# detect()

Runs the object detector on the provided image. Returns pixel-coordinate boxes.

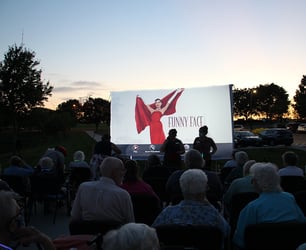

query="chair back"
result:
[229,192,259,232]
[69,220,122,235]
[280,176,306,193]
[244,222,306,250]
[130,194,162,225]
[294,190,306,216]
[155,224,223,250]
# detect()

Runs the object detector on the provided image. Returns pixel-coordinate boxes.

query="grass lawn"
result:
[1,124,306,172]
[0,124,109,169]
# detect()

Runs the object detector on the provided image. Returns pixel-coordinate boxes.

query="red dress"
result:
[150,111,165,144]
[135,89,184,144]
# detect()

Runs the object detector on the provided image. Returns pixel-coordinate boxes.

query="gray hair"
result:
[0,191,18,231]
[243,160,256,176]
[39,156,54,170]
[235,151,249,167]
[180,169,208,196]
[99,157,124,177]
[73,150,85,161]
[102,223,159,250]
[184,149,205,169]
[252,162,282,192]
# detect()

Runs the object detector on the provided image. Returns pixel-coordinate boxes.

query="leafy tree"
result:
[57,99,81,121]
[293,75,306,119]
[82,97,110,127]
[0,44,52,151]
[233,88,258,120]
[256,83,289,120]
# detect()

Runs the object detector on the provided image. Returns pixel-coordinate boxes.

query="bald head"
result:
[99,157,125,185]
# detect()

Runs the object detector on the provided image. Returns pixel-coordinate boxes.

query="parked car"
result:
[297,123,306,133]
[234,131,262,148]
[286,122,300,133]
[259,128,293,146]
[234,124,244,131]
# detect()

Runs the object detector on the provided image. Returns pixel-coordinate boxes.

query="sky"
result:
[1,0,306,110]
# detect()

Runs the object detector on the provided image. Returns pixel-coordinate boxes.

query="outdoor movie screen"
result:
[110,85,234,159]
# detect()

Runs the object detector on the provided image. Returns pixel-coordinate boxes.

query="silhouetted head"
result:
[199,126,208,136]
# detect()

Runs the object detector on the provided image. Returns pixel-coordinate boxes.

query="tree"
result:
[293,75,306,119]
[57,99,82,121]
[233,88,257,120]
[256,83,289,120]
[82,97,110,127]
[0,44,53,151]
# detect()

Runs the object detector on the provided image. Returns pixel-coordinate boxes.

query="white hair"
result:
[252,162,282,192]
[180,169,208,196]
[39,156,54,170]
[102,223,159,250]
[73,150,85,161]
[235,151,249,167]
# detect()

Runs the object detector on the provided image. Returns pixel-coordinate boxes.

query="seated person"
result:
[102,222,159,250]
[233,162,306,249]
[223,160,257,214]
[0,190,55,250]
[71,156,134,223]
[142,154,171,203]
[68,150,90,170]
[278,151,304,177]
[166,149,223,209]
[152,169,230,240]
[120,160,160,201]
[3,155,34,176]
[41,146,67,184]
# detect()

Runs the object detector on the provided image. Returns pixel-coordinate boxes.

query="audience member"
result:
[166,149,223,209]
[0,190,55,250]
[0,178,12,191]
[233,162,306,249]
[160,129,185,170]
[223,150,239,168]
[278,151,304,177]
[90,134,122,179]
[68,150,90,170]
[120,160,160,201]
[71,156,134,223]
[3,156,34,176]
[153,169,230,239]
[41,146,67,183]
[223,160,257,214]
[142,154,171,204]
[224,151,249,186]
[193,125,217,169]
[102,222,159,250]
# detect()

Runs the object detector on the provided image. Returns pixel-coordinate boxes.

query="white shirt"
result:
[71,177,135,223]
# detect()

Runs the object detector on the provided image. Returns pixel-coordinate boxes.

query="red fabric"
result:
[135,89,184,144]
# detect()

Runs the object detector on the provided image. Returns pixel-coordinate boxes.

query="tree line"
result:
[1,44,306,137]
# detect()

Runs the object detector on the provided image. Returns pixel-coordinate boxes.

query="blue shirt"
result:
[152,200,230,237]
[233,191,306,249]
[3,165,34,176]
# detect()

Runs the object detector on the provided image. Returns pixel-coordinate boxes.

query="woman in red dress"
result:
[135,88,184,144]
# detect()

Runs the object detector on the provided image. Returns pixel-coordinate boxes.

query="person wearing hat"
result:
[160,129,185,171]
[193,125,217,169]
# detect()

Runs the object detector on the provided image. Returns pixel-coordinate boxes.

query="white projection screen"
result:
[111,85,234,160]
